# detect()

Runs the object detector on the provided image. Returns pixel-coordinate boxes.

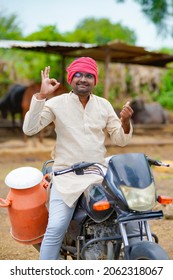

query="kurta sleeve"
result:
[23,95,55,136]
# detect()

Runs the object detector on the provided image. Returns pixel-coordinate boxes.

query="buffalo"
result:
[130,98,169,124]
[0,84,27,126]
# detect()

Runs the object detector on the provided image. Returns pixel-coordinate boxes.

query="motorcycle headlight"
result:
[120,183,156,211]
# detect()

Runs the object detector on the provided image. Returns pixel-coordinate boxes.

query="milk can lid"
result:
[5,167,43,189]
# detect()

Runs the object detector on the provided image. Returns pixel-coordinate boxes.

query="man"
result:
[23,57,134,260]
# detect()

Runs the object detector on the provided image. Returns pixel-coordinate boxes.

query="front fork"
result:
[119,220,153,246]
[119,220,155,259]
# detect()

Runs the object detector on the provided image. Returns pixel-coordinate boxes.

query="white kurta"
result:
[23,91,133,207]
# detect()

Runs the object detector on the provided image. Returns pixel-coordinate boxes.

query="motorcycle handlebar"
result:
[146,156,170,167]
[53,156,170,177]
[54,162,96,176]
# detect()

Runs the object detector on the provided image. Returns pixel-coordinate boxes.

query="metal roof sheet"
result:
[0,39,173,67]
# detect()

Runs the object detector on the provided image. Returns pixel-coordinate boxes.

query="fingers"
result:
[120,101,134,121]
[49,78,59,85]
[40,66,60,96]
[41,66,50,80]
[49,79,60,89]
[122,101,133,114]
[44,66,50,78]
[124,101,130,106]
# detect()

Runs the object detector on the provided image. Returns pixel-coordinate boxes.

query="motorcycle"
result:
[42,152,172,260]
[1,152,173,260]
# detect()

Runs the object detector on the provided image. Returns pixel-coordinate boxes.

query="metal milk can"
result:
[0,167,49,245]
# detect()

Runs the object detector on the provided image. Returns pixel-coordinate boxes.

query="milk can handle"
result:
[0,198,11,207]
[41,174,51,189]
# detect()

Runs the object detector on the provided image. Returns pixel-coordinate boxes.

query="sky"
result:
[1,0,173,50]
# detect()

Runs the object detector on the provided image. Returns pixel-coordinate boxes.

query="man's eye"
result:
[86,74,94,79]
[74,72,82,78]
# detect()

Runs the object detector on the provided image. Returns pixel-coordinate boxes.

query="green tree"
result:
[0,11,64,85]
[64,17,137,44]
[24,25,64,41]
[116,0,173,36]
[152,68,173,110]
[0,11,23,39]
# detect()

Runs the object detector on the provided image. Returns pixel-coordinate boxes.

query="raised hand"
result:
[37,66,60,100]
[120,101,134,133]
[120,101,133,123]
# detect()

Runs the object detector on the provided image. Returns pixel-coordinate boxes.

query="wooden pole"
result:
[61,56,65,84]
[103,50,111,100]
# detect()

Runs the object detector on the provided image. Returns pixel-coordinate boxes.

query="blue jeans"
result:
[40,185,76,260]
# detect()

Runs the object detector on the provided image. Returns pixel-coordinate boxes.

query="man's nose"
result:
[80,74,87,81]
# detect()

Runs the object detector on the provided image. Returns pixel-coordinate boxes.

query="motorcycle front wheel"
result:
[129,241,169,260]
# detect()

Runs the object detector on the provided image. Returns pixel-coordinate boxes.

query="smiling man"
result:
[23,56,134,260]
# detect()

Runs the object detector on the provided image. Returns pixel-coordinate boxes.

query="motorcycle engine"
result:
[83,219,118,260]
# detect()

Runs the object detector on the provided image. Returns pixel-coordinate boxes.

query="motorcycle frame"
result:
[73,210,162,260]
[42,156,166,260]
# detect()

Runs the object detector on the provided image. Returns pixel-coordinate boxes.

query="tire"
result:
[129,241,169,260]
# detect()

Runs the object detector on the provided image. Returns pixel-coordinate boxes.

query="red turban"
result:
[66,57,98,85]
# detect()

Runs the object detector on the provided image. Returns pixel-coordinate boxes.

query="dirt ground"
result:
[0,129,173,260]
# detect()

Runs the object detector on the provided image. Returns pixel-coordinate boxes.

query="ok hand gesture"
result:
[37,66,60,100]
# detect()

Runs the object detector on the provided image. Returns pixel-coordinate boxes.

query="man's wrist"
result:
[35,93,46,100]
[121,119,131,134]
